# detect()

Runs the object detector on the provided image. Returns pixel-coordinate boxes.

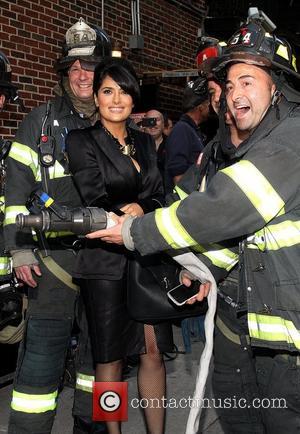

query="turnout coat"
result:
[129,98,300,352]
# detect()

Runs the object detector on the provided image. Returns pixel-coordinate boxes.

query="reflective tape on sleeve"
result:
[76,373,94,393]
[9,142,38,179]
[155,201,198,249]
[0,256,12,275]
[4,206,29,226]
[174,185,188,200]
[221,160,285,222]
[11,390,58,413]
[192,243,239,271]
[248,313,300,350]
[203,247,239,271]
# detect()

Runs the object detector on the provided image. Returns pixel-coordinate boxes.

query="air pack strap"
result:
[216,315,250,346]
[37,251,79,292]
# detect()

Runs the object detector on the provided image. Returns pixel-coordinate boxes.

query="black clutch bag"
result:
[127,252,208,324]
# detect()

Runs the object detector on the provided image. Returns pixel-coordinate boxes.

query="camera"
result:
[141,117,157,128]
[16,206,107,235]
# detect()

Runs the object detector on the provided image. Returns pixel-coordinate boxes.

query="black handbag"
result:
[127,252,208,324]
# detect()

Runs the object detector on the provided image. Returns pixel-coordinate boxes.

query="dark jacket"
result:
[66,122,164,279]
[165,114,205,193]
[130,98,300,352]
[4,95,91,252]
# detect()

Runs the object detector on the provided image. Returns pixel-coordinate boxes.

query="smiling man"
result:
[4,18,111,434]
[87,18,300,434]
[225,63,276,133]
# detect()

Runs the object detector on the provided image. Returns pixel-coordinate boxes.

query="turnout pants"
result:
[8,248,95,434]
[213,299,300,434]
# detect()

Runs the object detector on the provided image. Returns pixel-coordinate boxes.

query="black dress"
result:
[66,122,173,362]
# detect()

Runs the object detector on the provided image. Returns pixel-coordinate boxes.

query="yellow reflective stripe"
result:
[11,390,58,413]
[192,243,238,270]
[155,201,197,249]
[252,220,300,251]
[0,195,4,214]
[248,313,300,350]
[9,142,38,179]
[203,248,239,271]
[36,161,70,182]
[174,185,188,200]
[76,373,94,393]
[0,257,12,275]
[276,44,289,61]
[292,54,298,72]
[4,206,29,226]
[9,142,69,182]
[222,160,285,222]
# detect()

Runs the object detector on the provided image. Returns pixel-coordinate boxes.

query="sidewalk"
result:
[0,325,224,434]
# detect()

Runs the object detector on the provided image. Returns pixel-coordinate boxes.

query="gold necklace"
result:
[102,125,136,157]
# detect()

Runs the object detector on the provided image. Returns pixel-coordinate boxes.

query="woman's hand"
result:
[120,202,144,217]
[181,271,211,304]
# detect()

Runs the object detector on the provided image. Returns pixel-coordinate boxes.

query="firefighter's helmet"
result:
[182,77,209,112]
[213,20,300,82]
[0,51,18,102]
[196,36,226,76]
[55,17,112,72]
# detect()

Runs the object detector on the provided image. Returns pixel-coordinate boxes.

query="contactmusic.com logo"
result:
[93,382,128,422]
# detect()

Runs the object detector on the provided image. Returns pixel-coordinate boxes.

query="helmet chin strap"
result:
[271,70,300,104]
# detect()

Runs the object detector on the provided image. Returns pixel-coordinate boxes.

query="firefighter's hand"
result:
[181,272,211,304]
[14,264,42,288]
[86,214,126,244]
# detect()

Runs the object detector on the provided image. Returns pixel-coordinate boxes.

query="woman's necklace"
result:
[102,125,136,157]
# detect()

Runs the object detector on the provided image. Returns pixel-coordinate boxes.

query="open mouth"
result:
[235,104,250,118]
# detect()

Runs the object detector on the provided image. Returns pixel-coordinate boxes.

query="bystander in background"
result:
[164,78,210,193]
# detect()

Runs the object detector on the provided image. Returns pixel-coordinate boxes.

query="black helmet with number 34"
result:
[213,11,300,85]
[215,21,299,77]
[55,17,112,73]
[211,11,300,102]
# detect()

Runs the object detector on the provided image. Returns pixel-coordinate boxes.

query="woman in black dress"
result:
[66,57,173,434]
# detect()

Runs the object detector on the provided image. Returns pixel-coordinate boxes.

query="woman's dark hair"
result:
[93,57,140,105]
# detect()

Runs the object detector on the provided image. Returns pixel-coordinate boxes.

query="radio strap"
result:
[35,101,56,257]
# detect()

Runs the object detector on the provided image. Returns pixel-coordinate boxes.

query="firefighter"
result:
[4,18,111,434]
[0,51,18,284]
[0,51,25,345]
[88,18,300,434]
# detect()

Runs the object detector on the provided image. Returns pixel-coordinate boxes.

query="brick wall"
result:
[0,0,206,138]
